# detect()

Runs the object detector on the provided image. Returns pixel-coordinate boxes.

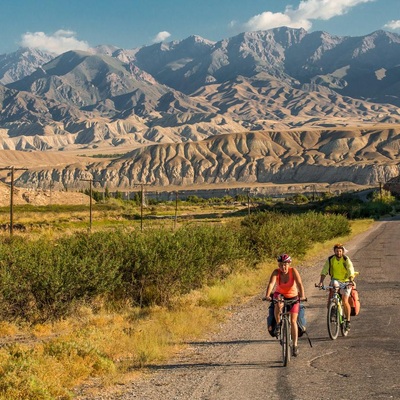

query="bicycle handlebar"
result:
[262,296,307,303]
[315,282,354,290]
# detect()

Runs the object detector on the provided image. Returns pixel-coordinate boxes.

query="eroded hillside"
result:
[6,126,400,190]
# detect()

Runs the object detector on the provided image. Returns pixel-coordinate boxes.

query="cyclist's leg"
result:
[273,292,283,324]
[290,311,298,347]
[341,294,351,323]
[328,279,339,308]
[340,284,352,325]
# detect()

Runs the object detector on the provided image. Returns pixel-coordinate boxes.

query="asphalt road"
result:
[283,217,400,400]
[79,219,400,400]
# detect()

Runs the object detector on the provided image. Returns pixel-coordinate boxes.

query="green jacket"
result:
[321,255,355,281]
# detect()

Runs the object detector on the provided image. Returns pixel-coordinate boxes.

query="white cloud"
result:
[384,20,400,30]
[152,31,171,43]
[243,0,375,32]
[20,30,90,54]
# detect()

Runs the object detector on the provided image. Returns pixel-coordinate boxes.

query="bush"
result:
[0,210,351,323]
[0,224,250,321]
[241,211,351,261]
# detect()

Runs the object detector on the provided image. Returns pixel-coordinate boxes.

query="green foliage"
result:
[291,194,309,204]
[371,189,396,204]
[241,211,350,261]
[0,225,249,320]
[0,233,122,322]
[185,195,206,204]
[0,207,352,323]
[110,225,248,306]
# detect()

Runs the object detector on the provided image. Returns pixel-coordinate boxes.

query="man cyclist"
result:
[317,243,355,331]
[265,254,306,357]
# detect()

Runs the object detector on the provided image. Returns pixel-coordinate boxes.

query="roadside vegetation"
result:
[0,187,398,399]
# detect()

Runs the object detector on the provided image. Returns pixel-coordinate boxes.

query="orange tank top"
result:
[276,267,298,298]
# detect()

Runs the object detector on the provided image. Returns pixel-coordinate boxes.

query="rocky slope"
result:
[11,126,400,189]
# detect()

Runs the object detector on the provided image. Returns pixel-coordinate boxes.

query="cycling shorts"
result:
[273,292,300,313]
[330,279,352,297]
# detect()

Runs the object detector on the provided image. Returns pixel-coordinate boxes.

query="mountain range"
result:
[0,27,400,190]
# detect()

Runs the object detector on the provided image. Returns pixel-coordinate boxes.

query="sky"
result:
[1,0,399,55]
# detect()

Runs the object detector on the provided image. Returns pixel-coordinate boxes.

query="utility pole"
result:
[174,191,179,230]
[141,184,144,232]
[247,189,251,216]
[0,166,28,235]
[81,178,101,232]
[49,181,54,205]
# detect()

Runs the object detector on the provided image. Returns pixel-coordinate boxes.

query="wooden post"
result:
[141,184,144,232]
[81,178,101,232]
[0,166,28,235]
[174,191,178,230]
[89,179,93,231]
[10,167,14,235]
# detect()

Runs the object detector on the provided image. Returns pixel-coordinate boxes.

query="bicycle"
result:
[316,281,353,340]
[265,296,301,366]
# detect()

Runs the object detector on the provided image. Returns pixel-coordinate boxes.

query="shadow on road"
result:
[142,359,283,371]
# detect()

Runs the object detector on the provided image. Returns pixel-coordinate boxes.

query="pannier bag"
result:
[266,300,307,337]
[349,288,360,316]
[267,301,276,337]
[297,303,307,337]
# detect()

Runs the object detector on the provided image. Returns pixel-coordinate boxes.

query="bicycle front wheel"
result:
[327,301,339,340]
[281,318,291,366]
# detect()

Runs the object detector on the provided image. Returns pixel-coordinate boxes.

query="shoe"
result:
[274,325,280,338]
[292,346,299,357]
[345,321,351,331]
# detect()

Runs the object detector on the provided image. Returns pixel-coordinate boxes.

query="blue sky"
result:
[1,0,399,55]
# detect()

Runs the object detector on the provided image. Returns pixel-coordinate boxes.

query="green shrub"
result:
[0,210,351,323]
[241,211,350,261]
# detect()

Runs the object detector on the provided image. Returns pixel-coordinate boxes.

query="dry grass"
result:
[0,261,274,399]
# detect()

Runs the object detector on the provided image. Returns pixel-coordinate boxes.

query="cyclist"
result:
[317,243,355,331]
[265,254,306,357]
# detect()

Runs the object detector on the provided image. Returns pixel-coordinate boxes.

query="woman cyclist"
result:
[265,254,306,357]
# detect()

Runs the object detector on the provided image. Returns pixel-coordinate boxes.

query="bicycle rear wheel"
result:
[327,301,339,340]
[281,318,291,366]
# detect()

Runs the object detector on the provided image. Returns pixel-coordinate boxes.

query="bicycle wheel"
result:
[327,301,339,340]
[281,317,291,366]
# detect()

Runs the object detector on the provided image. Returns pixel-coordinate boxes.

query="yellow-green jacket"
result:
[321,255,355,281]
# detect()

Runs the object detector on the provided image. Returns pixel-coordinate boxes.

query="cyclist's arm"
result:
[346,257,356,281]
[265,269,278,299]
[293,268,306,299]
[318,259,330,286]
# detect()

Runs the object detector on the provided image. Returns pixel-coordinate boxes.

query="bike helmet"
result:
[277,254,292,263]
[333,243,345,250]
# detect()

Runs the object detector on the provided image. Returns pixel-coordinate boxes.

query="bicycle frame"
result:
[318,283,349,340]
[273,297,299,366]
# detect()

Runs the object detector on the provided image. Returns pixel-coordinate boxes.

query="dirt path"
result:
[75,220,398,400]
